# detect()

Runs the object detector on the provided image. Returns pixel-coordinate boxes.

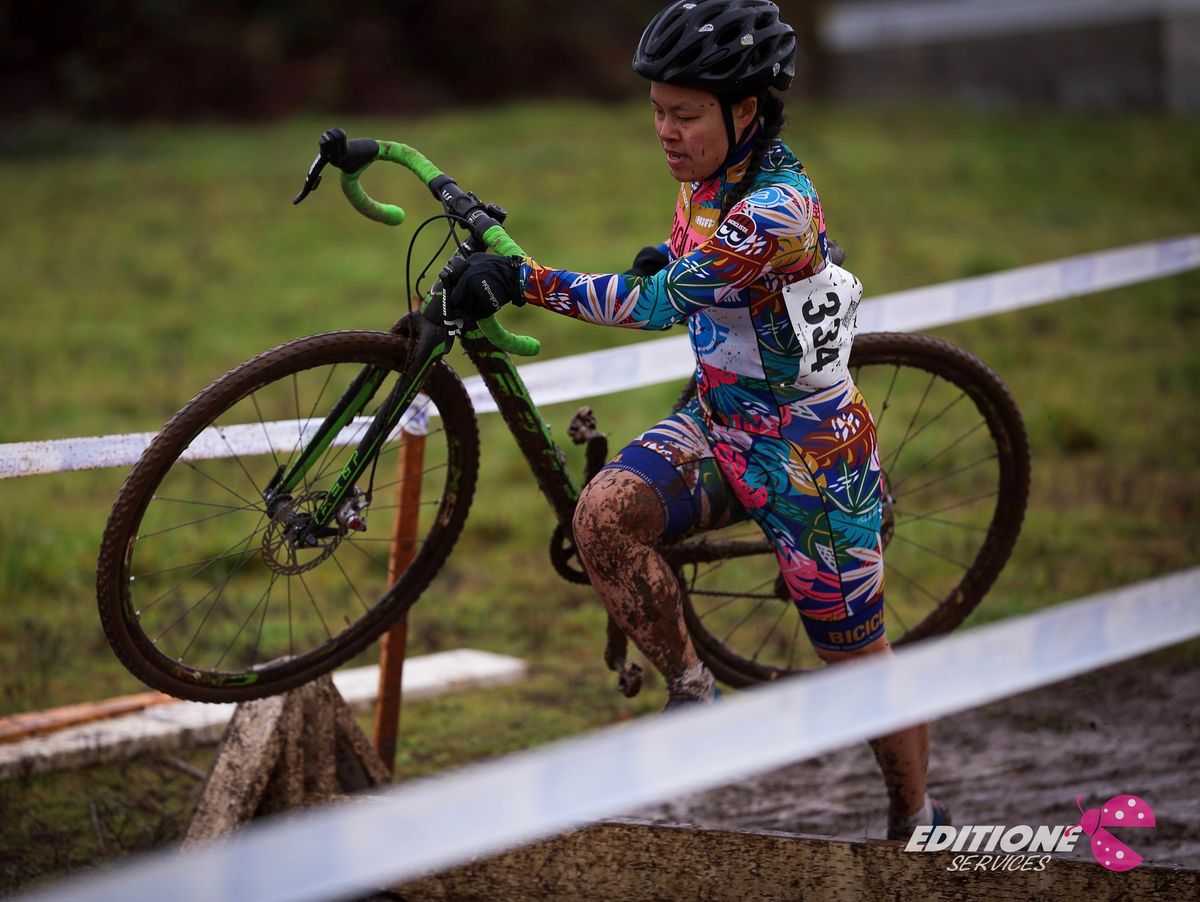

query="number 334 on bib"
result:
[781,263,864,389]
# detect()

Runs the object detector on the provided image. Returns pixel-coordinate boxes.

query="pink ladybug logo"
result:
[1073,794,1156,872]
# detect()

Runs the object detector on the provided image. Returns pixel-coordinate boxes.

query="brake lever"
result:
[293,153,328,205]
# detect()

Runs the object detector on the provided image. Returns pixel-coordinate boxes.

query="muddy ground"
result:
[636,647,1199,870]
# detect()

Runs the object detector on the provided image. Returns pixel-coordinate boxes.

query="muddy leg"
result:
[573,468,712,700]
[816,636,929,823]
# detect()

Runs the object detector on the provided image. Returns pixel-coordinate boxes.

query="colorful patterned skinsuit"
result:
[519,131,886,652]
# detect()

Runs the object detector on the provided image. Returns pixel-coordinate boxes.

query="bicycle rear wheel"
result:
[97,330,479,703]
[674,332,1030,687]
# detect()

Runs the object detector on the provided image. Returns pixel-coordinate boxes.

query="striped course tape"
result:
[21,566,1200,902]
[1,234,1196,479]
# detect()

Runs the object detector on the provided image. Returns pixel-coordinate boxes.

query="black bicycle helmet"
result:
[633,0,796,98]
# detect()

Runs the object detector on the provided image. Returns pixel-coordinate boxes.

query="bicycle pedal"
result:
[618,661,643,698]
[567,406,600,444]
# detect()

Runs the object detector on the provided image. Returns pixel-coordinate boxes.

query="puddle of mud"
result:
[635,647,1199,870]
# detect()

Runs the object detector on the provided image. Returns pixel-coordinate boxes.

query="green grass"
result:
[1,100,1198,891]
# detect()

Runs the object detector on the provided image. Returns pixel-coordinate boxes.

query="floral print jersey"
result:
[518,135,886,652]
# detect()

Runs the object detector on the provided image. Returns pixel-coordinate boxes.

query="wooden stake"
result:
[371,428,426,774]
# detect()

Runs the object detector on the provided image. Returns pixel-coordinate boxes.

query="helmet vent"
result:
[633,0,797,94]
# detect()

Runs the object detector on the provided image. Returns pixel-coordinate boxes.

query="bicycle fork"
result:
[262,314,451,554]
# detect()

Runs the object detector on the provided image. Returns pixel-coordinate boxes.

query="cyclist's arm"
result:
[518,186,824,330]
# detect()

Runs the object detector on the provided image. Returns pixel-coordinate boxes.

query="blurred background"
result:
[1,0,1198,891]
[4,0,1198,121]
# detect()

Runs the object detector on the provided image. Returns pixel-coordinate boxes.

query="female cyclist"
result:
[444,0,949,841]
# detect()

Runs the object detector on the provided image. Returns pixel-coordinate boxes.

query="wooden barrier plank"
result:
[395,818,1200,902]
[0,650,527,781]
[0,691,173,743]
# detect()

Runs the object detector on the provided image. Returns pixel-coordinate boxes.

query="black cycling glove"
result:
[624,245,669,277]
[445,254,523,322]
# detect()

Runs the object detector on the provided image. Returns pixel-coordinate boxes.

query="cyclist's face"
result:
[651,82,756,182]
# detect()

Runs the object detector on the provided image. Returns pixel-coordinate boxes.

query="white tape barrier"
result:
[23,567,1200,902]
[0,402,428,481]
[2,234,1197,479]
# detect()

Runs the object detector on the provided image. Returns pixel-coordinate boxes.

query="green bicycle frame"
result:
[270,139,579,533]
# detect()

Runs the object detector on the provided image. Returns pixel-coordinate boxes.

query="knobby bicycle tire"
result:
[97,330,480,703]
[670,331,1031,687]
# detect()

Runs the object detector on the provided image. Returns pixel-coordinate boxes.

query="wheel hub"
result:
[262,490,342,575]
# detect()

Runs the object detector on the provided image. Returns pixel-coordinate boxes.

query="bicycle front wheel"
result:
[675,332,1030,687]
[97,330,479,703]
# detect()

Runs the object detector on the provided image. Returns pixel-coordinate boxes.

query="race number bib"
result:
[780,263,863,389]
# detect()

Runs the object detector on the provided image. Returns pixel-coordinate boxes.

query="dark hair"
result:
[720,91,786,220]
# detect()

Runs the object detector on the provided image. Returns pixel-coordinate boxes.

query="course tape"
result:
[22,567,1200,902]
[2,234,1196,479]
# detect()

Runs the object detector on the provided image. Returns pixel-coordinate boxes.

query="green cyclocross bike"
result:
[96,131,1031,703]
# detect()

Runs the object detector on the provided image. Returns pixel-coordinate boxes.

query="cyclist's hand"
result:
[826,237,847,266]
[318,127,379,174]
[625,245,669,277]
[446,254,523,322]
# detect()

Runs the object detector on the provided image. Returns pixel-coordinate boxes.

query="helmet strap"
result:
[709,94,760,180]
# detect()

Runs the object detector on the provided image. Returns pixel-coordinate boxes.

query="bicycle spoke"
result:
[681,335,1028,687]
[213,573,279,670]
[896,489,999,522]
[102,333,479,700]
[881,371,937,474]
[888,420,985,492]
[133,523,269,582]
[159,532,262,650]
[894,451,998,499]
[287,577,295,659]
[151,496,258,512]
[893,510,989,533]
[751,599,793,663]
[295,366,341,496]
[137,501,263,540]
[250,391,282,472]
[251,575,274,668]
[344,534,393,572]
[887,392,969,471]
[298,572,334,642]
[891,532,972,570]
[372,461,448,497]
[331,553,372,618]
[693,588,774,619]
[306,415,373,486]
[785,612,803,671]
[883,561,944,605]
[213,425,268,500]
[181,460,264,512]
[720,595,774,646]
[884,595,912,636]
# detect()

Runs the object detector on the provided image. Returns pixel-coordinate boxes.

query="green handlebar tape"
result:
[376,141,443,185]
[482,224,527,259]
[338,142,445,226]
[477,316,541,357]
[340,173,405,226]
[339,140,539,356]
[477,224,538,356]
